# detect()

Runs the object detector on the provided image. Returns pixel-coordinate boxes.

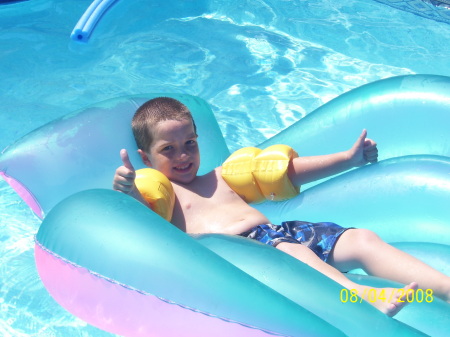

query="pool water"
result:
[1,0,449,336]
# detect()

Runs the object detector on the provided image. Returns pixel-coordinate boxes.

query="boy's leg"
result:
[276,241,416,316]
[327,228,450,302]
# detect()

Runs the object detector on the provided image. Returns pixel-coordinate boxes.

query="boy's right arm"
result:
[112,149,149,206]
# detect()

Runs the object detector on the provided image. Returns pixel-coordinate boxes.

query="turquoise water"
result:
[1,0,449,336]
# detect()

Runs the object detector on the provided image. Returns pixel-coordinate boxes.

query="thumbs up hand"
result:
[348,129,378,167]
[113,149,137,194]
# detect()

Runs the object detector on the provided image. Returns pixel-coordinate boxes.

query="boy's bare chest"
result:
[172,179,238,228]
[170,171,266,234]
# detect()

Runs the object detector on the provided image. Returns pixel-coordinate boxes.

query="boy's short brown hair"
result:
[132,97,197,151]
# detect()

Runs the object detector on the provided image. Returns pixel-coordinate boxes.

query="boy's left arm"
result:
[288,129,378,186]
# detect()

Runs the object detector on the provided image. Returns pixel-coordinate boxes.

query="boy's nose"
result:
[176,150,189,160]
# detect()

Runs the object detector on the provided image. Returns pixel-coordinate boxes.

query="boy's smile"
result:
[139,119,200,184]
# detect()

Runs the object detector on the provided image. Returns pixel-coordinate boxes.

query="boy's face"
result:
[139,119,200,184]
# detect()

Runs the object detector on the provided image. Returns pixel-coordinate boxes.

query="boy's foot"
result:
[365,282,419,317]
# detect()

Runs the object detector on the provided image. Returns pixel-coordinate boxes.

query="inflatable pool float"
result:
[1,74,449,336]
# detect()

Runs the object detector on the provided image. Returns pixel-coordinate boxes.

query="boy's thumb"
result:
[120,149,135,171]
[358,129,367,143]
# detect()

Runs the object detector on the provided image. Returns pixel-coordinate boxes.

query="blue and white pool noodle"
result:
[70,0,118,42]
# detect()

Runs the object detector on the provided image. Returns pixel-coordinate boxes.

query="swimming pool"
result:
[1,0,449,336]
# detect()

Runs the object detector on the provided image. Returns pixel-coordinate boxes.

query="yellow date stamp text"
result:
[340,288,434,304]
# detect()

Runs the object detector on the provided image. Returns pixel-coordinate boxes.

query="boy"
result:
[113,97,450,316]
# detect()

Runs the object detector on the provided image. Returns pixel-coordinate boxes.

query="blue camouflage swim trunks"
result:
[239,221,350,262]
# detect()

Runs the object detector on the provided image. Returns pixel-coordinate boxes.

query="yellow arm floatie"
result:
[135,168,175,221]
[221,144,300,203]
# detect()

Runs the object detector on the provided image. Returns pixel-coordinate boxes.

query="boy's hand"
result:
[113,149,137,194]
[348,129,378,167]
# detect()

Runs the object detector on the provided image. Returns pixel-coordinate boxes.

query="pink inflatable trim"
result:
[34,239,284,337]
[1,172,43,218]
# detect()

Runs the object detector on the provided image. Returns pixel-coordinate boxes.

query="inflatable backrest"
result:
[262,75,450,160]
[0,94,230,218]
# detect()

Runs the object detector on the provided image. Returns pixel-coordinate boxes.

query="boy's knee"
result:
[345,228,382,248]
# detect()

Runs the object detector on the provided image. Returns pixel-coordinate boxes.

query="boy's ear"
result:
[138,149,152,167]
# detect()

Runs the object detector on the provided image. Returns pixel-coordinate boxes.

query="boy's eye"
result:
[162,145,173,152]
[186,140,196,146]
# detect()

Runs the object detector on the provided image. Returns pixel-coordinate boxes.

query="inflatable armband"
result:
[135,168,175,221]
[221,144,299,203]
